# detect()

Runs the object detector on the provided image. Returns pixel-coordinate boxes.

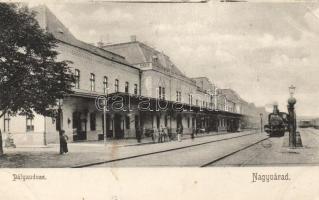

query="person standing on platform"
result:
[136,126,141,143]
[181,126,184,138]
[59,130,68,154]
[191,127,195,140]
[177,126,182,142]
[152,127,157,143]
[160,125,166,142]
[165,127,170,142]
[168,128,172,141]
[158,127,163,143]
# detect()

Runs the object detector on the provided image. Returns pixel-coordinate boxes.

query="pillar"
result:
[111,114,115,138]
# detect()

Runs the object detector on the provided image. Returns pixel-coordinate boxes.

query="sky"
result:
[33,2,319,116]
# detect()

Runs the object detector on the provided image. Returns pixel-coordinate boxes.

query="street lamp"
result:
[103,97,107,146]
[287,85,299,148]
[260,113,263,133]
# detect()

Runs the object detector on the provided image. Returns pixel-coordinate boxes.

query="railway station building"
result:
[0,5,265,146]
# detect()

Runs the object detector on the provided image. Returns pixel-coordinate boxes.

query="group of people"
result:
[149,125,186,143]
[135,125,200,143]
[59,125,197,155]
[152,125,170,143]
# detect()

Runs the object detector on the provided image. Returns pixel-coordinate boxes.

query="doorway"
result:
[101,114,111,139]
[114,114,124,139]
[72,112,87,141]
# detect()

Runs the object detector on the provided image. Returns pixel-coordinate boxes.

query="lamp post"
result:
[260,113,263,133]
[103,97,107,146]
[288,85,297,148]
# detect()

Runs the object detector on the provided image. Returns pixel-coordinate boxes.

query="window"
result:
[176,91,178,101]
[187,117,190,128]
[26,116,34,132]
[115,79,119,92]
[158,86,162,99]
[90,73,95,91]
[4,113,10,132]
[158,87,165,100]
[196,100,199,106]
[134,84,138,95]
[176,91,181,102]
[90,113,96,131]
[125,116,130,129]
[152,55,158,63]
[75,69,80,89]
[125,82,129,93]
[188,94,192,105]
[103,76,108,94]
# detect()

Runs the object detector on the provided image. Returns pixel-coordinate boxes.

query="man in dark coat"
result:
[59,130,68,154]
[191,127,195,140]
[136,126,142,143]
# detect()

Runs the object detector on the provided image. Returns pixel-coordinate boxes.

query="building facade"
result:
[0,6,265,146]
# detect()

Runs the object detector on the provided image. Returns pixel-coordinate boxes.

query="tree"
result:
[0,3,75,155]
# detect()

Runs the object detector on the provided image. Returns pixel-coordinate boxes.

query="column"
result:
[111,114,115,138]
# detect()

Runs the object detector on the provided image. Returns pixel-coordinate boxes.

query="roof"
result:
[218,89,243,103]
[192,77,211,81]
[103,41,186,77]
[31,5,131,66]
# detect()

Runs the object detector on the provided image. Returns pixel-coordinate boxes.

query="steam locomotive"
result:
[264,105,288,137]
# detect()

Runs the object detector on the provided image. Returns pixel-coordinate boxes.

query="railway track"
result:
[73,131,267,168]
[200,136,270,167]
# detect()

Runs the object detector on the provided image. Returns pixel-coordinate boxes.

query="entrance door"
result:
[72,112,87,141]
[176,114,182,129]
[114,114,123,139]
[135,115,139,129]
[156,115,160,128]
[102,114,111,139]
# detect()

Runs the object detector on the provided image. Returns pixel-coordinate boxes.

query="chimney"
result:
[130,35,137,42]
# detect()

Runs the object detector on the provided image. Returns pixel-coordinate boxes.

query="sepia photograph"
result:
[1,1,319,169]
[3,1,319,199]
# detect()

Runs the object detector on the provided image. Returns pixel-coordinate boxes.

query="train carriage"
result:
[298,120,313,128]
